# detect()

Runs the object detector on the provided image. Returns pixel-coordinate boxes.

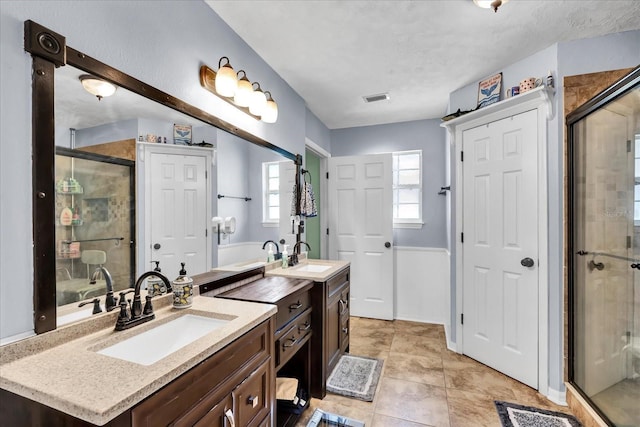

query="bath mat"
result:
[495,401,582,427]
[326,354,383,401]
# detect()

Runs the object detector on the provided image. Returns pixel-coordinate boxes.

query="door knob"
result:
[153,243,161,250]
[520,257,535,267]
[385,242,391,248]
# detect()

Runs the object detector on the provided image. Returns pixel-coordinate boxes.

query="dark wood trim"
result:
[32,55,56,334]
[566,65,640,125]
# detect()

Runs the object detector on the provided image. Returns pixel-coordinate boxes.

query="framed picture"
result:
[477,73,502,109]
[173,124,192,145]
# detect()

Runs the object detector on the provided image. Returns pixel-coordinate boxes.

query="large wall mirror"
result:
[27,21,301,333]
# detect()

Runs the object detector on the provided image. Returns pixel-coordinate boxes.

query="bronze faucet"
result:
[115,271,171,331]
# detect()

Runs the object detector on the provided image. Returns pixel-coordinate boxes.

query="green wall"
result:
[304,149,321,259]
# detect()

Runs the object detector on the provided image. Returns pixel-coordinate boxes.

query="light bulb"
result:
[214,57,237,97]
[249,82,267,116]
[234,70,253,107]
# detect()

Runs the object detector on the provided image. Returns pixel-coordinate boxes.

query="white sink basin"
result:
[294,264,332,273]
[97,314,230,366]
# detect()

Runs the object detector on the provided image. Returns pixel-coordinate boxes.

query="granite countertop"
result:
[266,259,350,282]
[0,295,276,425]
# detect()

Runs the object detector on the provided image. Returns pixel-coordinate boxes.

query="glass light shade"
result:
[79,75,117,100]
[234,72,253,107]
[249,86,267,116]
[473,0,509,10]
[215,64,238,97]
[261,97,278,123]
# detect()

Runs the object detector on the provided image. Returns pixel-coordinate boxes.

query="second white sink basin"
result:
[97,314,230,366]
[294,264,332,273]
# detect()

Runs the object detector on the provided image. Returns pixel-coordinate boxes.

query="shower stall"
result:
[569,67,640,427]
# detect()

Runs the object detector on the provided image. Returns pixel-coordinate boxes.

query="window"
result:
[263,161,280,224]
[392,150,422,228]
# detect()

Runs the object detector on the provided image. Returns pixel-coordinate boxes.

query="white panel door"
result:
[462,109,539,388]
[279,160,297,247]
[149,153,208,275]
[328,154,394,320]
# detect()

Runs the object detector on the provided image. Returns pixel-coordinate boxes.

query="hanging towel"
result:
[302,181,317,217]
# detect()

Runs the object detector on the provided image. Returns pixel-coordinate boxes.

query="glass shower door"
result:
[570,72,639,426]
[55,149,135,307]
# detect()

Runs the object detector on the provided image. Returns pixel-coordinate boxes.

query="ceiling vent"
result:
[363,93,390,103]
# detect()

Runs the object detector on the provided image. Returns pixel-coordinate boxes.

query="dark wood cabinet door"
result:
[233,360,270,427]
[192,395,233,427]
[326,291,341,374]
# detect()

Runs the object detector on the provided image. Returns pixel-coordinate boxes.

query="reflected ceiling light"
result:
[249,82,267,116]
[233,70,253,107]
[261,91,278,124]
[473,0,509,12]
[214,56,238,97]
[79,75,116,100]
[199,58,278,123]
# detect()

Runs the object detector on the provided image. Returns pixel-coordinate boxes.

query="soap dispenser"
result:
[282,245,289,269]
[147,261,166,297]
[267,243,275,263]
[172,262,193,309]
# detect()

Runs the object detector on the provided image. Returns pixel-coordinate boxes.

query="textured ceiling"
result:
[206,0,640,129]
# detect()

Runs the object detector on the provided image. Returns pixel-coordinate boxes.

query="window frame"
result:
[392,149,424,229]
[262,161,280,226]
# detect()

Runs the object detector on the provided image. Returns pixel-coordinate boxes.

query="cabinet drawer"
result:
[327,269,349,299]
[192,395,233,427]
[275,288,310,332]
[276,308,312,368]
[233,360,270,427]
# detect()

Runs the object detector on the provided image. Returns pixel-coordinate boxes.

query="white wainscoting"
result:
[217,242,265,267]
[394,247,450,328]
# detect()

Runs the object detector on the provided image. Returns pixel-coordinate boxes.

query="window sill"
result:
[262,222,278,228]
[393,221,424,229]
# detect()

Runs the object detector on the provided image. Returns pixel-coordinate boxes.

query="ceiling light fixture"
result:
[199,58,278,123]
[473,0,509,13]
[79,75,117,100]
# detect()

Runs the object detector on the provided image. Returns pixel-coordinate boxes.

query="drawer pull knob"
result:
[283,337,298,348]
[224,408,235,427]
[289,301,302,311]
[247,395,259,408]
[299,322,312,332]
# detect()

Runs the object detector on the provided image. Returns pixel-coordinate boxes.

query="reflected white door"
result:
[149,152,208,275]
[328,154,394,320]
[462,110,539,388]
[279,160,297,247]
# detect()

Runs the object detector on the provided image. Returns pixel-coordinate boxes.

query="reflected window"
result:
[392,150,422,227]
[263,161,280,223]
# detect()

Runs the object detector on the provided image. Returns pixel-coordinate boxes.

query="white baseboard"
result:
[444,322,457,352]
[547,386,567,406]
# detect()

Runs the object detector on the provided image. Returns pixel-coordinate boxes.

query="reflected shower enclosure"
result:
[55,148,135,307]
[569,68,640,427]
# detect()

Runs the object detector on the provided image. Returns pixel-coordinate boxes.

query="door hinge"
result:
[627,235,632,249]
[205,228,208,237]
[326,228,330,235]
[461,232,464,243]
[205,170,208,179]
[461,151,464,162]
[326,172,329,179]
[461,313,464,325]
[627,140,632,153]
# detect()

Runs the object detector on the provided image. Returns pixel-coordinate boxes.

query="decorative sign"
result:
[477,73,502,108]
[173,124,192,145]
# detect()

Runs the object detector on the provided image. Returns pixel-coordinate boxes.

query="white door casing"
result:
[279,160,297,248]
[142,144,212,277]
[442,86,551,395]
[328,154,394,320]
[462,109,539,388]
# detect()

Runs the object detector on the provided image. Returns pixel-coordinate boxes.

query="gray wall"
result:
[446,29,640,394]
[305,108,331,152]
[0,0,308,339]
[331,119,447,248]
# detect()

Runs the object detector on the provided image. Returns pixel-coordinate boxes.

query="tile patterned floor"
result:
[296,317,577,427]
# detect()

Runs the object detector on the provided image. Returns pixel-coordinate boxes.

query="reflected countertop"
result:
[266,258,350,282]
[0,294,276,425]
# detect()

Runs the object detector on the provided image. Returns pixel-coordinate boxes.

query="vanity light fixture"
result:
[214,57,238,97]
[199,58,279,123]
[79,75,117,100]
[473,0,509,12]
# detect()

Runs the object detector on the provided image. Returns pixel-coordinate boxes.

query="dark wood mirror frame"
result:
[24,20,303,334]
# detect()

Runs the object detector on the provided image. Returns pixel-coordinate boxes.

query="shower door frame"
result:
[567,65,640,426]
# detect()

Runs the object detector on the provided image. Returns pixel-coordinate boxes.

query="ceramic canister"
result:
[519,77,542,93]
[172,263,193,308]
